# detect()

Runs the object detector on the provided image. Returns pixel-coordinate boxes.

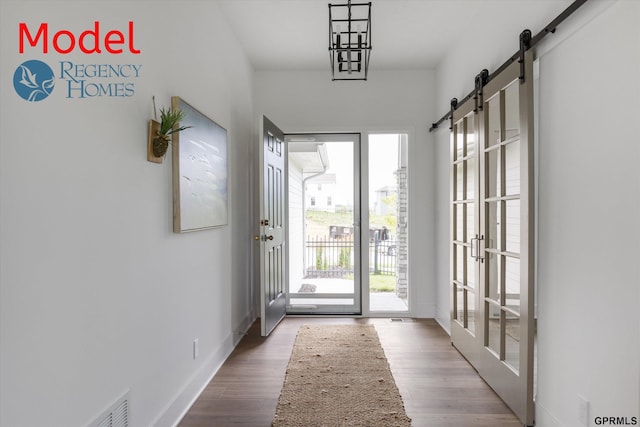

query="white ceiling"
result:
[218,0,574,71]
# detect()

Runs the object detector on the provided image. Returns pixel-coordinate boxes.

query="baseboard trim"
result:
[233,311,257,346]
[435,308,451,336]
[155,337,232,427]
[412,302,436,318]
[153,312,257,427]
[536,401,565,427]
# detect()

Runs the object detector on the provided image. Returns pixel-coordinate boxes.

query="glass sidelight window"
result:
[368,133,409,313]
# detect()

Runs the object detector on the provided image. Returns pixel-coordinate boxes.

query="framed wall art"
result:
[172,96,228,232]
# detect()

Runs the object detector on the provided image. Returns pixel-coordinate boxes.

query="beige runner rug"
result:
[272,324,412,427]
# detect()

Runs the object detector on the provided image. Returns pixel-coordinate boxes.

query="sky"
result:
[323,133,401,208]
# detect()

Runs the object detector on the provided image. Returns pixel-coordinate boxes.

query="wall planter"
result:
[147,100,191,163]
[147,119,165,163]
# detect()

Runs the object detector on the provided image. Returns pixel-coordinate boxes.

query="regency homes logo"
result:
[13,60,55,101]
[15,21,142,101]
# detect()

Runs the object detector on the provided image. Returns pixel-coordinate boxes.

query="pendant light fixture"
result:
[328,1,372,81]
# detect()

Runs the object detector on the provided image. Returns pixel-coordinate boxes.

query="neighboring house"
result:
[305,173,336,213]
[373,185,397,216]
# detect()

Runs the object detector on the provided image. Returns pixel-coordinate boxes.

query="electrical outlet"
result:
[193,338,199,360]
[578,395,589,426]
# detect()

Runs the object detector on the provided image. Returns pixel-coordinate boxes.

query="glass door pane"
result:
[483,78,523,372]
[450,106,480,355]
[286,134,361,314]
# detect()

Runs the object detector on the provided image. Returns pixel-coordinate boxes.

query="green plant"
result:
[152,107,192,157]
[159,107,192,136]
[381,194,398,229]
[338,247,351,269]
[316,247,327,270]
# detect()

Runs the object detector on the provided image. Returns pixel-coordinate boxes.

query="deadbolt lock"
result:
[254,235,274,241]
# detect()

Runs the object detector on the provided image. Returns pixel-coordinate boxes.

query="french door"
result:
[450,51,535,426]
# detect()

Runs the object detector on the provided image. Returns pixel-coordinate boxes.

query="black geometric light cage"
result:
[328,1,372,81]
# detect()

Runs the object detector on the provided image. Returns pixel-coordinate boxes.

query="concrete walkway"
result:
[291,278,409,312]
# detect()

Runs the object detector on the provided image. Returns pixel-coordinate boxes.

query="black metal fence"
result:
[305,237,396,278]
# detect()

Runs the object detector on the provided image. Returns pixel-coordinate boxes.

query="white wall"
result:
[0,2,255,426]
[535,2,640,425]
[433,1,640,425]
[255,69,436,317]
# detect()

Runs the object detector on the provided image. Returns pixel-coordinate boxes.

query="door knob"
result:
[267,235,274,240]
[254,235,260,241]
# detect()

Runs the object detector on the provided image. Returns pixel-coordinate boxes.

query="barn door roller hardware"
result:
[449,98,458,130]
[474,69,489,114]
[429,0,588,132]
[519,29,532,82]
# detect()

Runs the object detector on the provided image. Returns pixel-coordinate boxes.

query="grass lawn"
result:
[344,273,396,292]
[369,274,396,292]
[305,209,395,237]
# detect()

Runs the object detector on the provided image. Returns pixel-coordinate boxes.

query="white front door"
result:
[259,116,287,336]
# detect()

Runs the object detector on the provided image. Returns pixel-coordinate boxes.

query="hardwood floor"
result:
[179,318,521,427]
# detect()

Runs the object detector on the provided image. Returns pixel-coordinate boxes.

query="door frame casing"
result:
[256,123,417,320]
[364,131,412,317]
